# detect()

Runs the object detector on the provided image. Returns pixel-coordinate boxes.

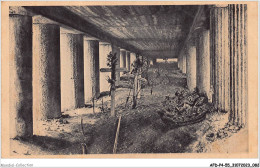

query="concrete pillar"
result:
[182,53,187,74]
[142,56,148,68]
[126,51,131,71]
[60,30,84,111]
[120,49,126,68]
[112,45,120,86]
[33,16,61,134]
[84,39,100,103]
[152,58,157,65]
[120,49,126,75]
[229,4,247,127]
[177,54,180,69]
[130,52,136,72]
[186,44,197,91]
[210,5,229,112]
[140,55,144,62]
[9,8,33,138]
[149,59,153,65]
[179,52,183,72]
[137,55,142,99]
[196,29,211,100]
[99,42,112,92]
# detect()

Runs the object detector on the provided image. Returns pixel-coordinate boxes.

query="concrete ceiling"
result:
[65,6,199,58]
[25,5,199,58]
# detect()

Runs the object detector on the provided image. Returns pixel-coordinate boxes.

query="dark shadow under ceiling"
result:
[25,5,199,58]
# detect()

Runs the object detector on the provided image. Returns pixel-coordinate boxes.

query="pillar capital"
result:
[193,6,210,31]
[84,37,99,41]
[9,6,34,16]
[99,41,111,45]
[60,27,84,35]
[33,15,60,25]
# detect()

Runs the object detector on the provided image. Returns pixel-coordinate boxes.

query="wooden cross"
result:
[100,68,128,73]
[100,67,128,116]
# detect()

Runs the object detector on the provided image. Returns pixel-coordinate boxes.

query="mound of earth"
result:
[158,89,212,127]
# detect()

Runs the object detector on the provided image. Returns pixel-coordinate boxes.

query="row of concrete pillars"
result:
[9,10,138,138]
[177,4,247,128]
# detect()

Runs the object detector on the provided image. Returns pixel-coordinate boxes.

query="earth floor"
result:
[9,62,248,156]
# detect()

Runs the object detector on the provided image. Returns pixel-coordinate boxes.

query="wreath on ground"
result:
[158,89,211,128]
